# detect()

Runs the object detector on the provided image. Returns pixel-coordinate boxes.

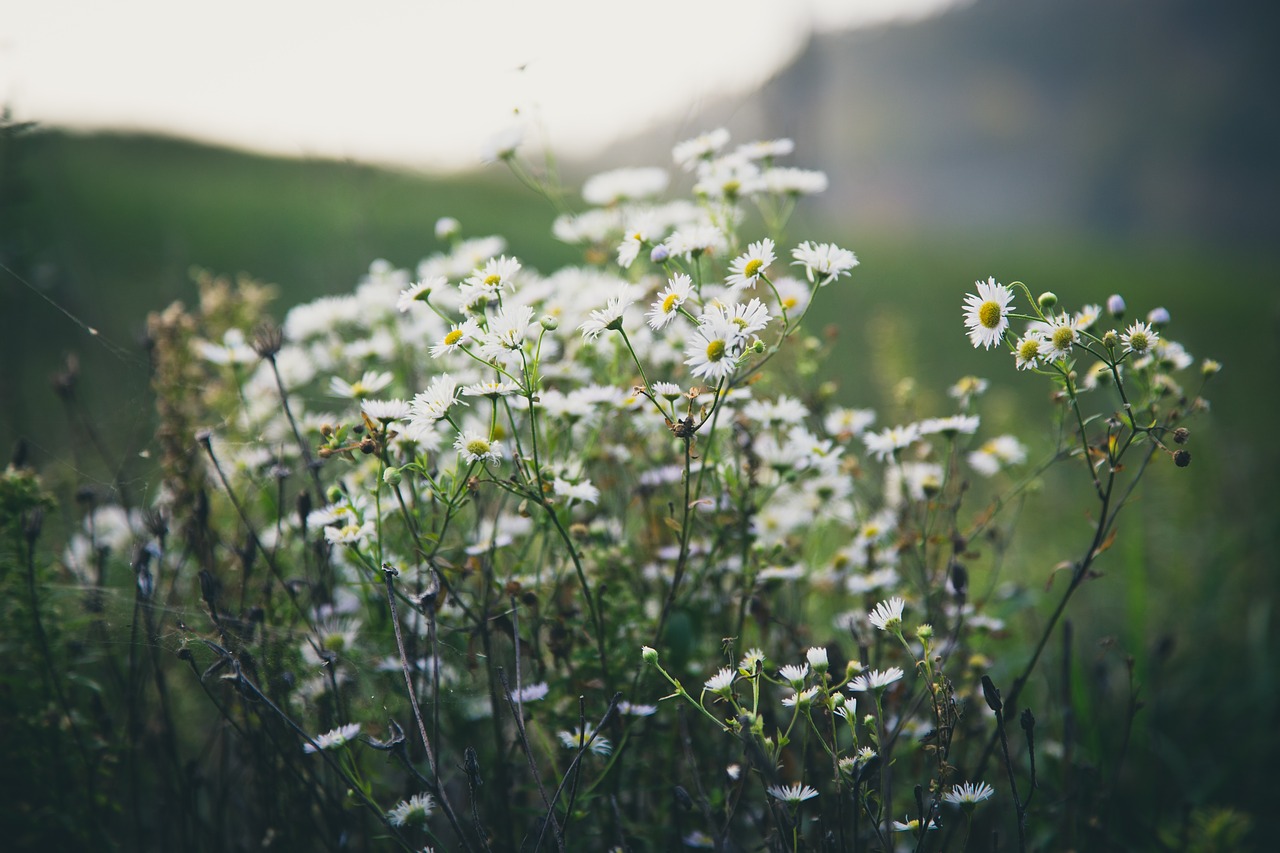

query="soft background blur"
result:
[3,0,1277,835]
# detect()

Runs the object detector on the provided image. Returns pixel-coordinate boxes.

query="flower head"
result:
[726,238,776,290]
[557,725,612,756]
[962,277,1014,349]
[579,292,635,340]
[454,430,504,464]
[943,780,995,807]
[1121,320,1158,356]
[767,783,819,804]
[1044,314,1079,361]
[304,722,361,753]
[867,596,906,633]
[1013,331,1047,371]
[849,667,905,693]
[387,792,435,827]
[791,241,858,284]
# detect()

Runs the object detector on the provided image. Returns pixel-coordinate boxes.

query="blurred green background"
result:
[3,0,1277,839]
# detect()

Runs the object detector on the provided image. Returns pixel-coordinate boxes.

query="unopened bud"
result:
[641,646,659,665]
[382,466,402,486]
[1106,294,1126,318]
[650,244,671,264]
[539,315,559,331]
[1147,306,1171,327]
[434,216,461,241]
[1037,291,1058,311]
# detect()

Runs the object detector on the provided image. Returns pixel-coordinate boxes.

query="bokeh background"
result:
[3,0,1277,841]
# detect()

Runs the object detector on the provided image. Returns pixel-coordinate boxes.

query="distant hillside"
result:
[596,0,1280,245]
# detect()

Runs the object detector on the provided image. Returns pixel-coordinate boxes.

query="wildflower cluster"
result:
[48,129,1216,850]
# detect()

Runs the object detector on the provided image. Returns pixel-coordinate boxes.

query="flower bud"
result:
[650,244,671,263]
[641,646,659,665]
[1147,306,1171,327]
[1102,330,1119,349]
[1037,291,1058,311]
[1106,294,1126,318]
[1173,449,1191,467]
[1201,359,1221,376]
[383,466,402,486]
[539,315,559,331]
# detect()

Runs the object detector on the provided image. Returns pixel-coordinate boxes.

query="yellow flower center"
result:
[978,300,1002,329]
[443,329,464,346]
[350,382,369,398]
[1018,338,1041,361]
[782,296,798,309]
[705,339,726,362]
[662,293,680,313]
[1129,331,1149,352]
[466,438,491,456]
[483,273,501,287]
[1051,326,1075,351]
[743,258,764,278]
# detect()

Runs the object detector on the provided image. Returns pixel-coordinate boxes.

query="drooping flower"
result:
[387,792,435,827]
[303,722,361,753]
[791,241,858,284]
[557,725,612,756]
[646,274,694,330]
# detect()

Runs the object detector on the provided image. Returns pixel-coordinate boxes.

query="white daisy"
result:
[462,379,521,398]
[557,725,612,756]
[646,274,694,330]
[1121,320,1158,356]
[408,374,463,424]
[867,597,905,632]
[386,792,435,827]
[329,370,393,400]
[303,722,361,753]
[464,255,521,294]
[430,319,482,358]
[1013,331,1047,371]
[454,430,504,464]
[791,241,858,284]
[581,167,669,206]
[849,667,905,692]
[361,398,411,423]
[579,292,634,340]
[704,667,737,694]
[862,423,920,462]
[684,317,742,382]
[943,780,995,806]
[673,128,731,171]
[767,783,819,804]
[553,477,601,505]
[962,277,1015,350]
[1043,314,1079,361]
[396,277,444,313]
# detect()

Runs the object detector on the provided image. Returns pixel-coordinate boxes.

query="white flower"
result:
[481,125,523,163]
[968,435,1027,477]
[465,255,521,294]
[579,292,634,340]
[849,667,905,692]
[361,398,411,423]
[962,277,1015,350]
[791,241,858,284]
[434,217,460,240]
[867,597,905,632]
[646,274,694,330]
[739,648,765,672]
[323,521,374,546]
[684,317,742,382]
[943,780,995,806]
[582,167,669,205]
[767,783,819,804]
[948,376,989,403]
[823,407,876,438]
[892,815,940,833]
[409,374,463,424]
[513,682,549,702]
[782,686,819,709]
[805,648,830,672]
[618,701,657,717]
[387,792,435,827]
[1013,331,1047,370]
[304,722,361,753]
[454,430,504,464]
[736,137,795,160]
[557,725,612,756]
[762,166,828,195]
[705,298,771,338]
[918,414,980,436]
[1043,314,1079,361]
[553,477,600,505]
[329,370,393,400]
[777,663,809,687]
[430,319,482,358]
[462,379,521,398]
[862,423,920,462]
[481,304,536,356]
[673,128,730,171]
[1121,320,1158,355]
[704,667,737,694]
[666,225,726,260]
[397,277,444,313]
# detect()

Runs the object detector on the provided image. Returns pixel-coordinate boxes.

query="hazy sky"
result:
[1,0,957,171]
